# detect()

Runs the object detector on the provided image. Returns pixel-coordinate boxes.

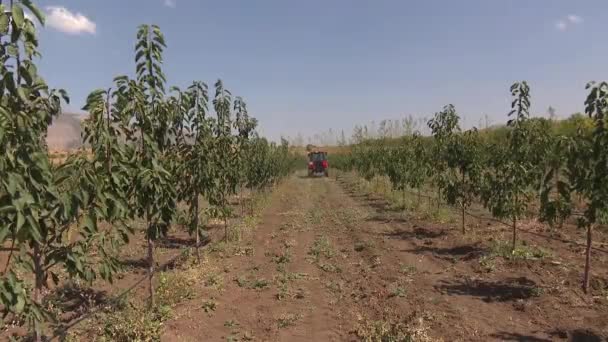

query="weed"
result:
[286,272,309,281]
[277,313,302,328]
[205,273,223,289]
[305,210,324,225]
[226,331,254,341]
[370,255,382,268]
[399,264,417,276]
[251,278,270,289]
[99,303,170,341]
[355,316,433,342]
[157,272,195,307]
[489,240,549,261]
[224,320,240,328]
[308,236,335,262]
[283,239,296,249]
[202,299,217,313]
[273,252,292,265]
[235,276,248,288]
[236,276,270,290]
[233,246,254,256]
[276,282,289,301]
[531,287,544,297]
[319,262,341,273]
[389,286,407,298]
[354,241,369,252]
[478,256,496,273]
[326,280,345,294]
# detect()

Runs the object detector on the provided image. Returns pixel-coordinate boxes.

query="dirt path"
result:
[161,173,608,341]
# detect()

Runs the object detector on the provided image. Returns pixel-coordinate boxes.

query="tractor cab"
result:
[307,151,328,177]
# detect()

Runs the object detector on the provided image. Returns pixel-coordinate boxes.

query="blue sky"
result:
[34,0,607,141]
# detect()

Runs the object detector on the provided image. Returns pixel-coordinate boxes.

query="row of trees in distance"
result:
[331,81,608,295]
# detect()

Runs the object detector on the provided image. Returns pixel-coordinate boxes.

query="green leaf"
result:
[14,296,25,313]
[0,12,9,34]
[11,4,25,28]
[83,214,96,233]
[0,224,9,243]
[21,0,45,25]
[6,44,18,57]
[16,212,25,230]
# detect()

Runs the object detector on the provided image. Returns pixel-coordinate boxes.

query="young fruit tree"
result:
[116,24,178,306]
[405,133,430,206]
[233,96,258,216]
[0,2,130,339]
[173,81,215,263]
[538,135,573,230]
[209,80,238,240]
[444,127,483,233]
[428,104,461,208]
[568,81,608,293]
[482,82,536,251]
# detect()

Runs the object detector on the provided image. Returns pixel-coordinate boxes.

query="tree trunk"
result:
[511,217,517,252]
[240,187,244,218]
[106,89,112,174]
[147,235,155,307]
[462,204,466,234]
[461,171,466,234]
[33,244,43,342]
[249,191,255,216]
[194,195,200,264]
[436,188,440,209]
[583,224,592,293]
[224,216,228,241]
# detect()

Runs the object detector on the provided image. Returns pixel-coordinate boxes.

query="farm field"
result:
[20,170,604,341]
[4,1,608,341]
[157,172,608,342]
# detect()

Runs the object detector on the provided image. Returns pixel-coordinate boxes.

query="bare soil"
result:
[3,172,607,341]
[161,173,608,341]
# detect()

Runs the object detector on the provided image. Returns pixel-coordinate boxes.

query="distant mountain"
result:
[47,113,86,151]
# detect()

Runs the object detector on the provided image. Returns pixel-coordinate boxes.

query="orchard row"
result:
[332,81,608,295]
[0,1,299,339]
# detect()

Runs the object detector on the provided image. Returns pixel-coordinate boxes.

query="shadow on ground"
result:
[157,236,210,249]
[119,257,148,270]
[403,242,486,261]
[491,329,607,342]
[435,277,538,302]
[384,226,447,239]
[48,283,109,322]
[489,332,552,342]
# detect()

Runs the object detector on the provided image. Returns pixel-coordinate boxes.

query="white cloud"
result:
[555,20,567,31]
[567,15,583,24]
[164,0,177,8]
[46,6,96,35]
[555,14,583,31]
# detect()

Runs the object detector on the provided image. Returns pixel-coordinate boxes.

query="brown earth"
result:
[159,172,608,341]
[3,171,607,341]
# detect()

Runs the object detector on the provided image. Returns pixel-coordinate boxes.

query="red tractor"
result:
[307,151,329,177]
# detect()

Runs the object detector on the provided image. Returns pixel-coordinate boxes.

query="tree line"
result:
[331,81,608,295]
[0,1,299,339]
